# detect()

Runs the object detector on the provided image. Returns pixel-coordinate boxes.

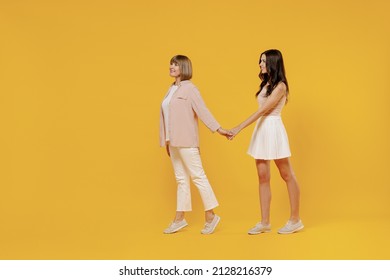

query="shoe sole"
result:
[201,216,220,234]
[163,223,188,234]
[277,225,304,234]
[248,229,271,235]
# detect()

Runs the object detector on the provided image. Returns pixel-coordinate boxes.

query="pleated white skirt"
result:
[247,115,291,160]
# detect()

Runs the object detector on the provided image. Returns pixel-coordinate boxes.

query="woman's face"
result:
[259,54,267,74]
[169,62,181,78]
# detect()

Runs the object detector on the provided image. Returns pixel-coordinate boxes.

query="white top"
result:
[161,85,179,141]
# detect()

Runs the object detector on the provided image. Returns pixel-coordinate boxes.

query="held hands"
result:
[217,126,241,140]
[217,127,234,140]
[226,126,241,140]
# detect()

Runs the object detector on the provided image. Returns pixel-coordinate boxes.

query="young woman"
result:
[160,55,230,234]
[229,49,303,234]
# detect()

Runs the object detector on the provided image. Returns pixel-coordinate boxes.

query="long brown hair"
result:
[256,49,289,103]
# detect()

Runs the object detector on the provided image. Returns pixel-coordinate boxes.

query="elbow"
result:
[255,110,264,120]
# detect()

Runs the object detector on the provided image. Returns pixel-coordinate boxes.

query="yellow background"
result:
[1,0,389,259]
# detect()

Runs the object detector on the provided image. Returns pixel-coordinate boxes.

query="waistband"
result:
[261,115,282,119]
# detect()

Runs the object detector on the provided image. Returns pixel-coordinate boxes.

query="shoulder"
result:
[272,82,287,96]
[275,82,287,92]
[181,81,200,95]
[179,80,193,86]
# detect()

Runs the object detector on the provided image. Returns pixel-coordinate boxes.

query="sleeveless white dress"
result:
[247,86,291,160]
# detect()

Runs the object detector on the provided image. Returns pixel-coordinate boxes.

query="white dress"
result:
[247,86,291,160]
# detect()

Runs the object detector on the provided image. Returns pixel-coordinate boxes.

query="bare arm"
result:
[230,83,287,136]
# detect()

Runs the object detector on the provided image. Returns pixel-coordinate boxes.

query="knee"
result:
[258,171,270,184]
[279,170,295,182]
[174,175,188,186]
[190,169,207,181]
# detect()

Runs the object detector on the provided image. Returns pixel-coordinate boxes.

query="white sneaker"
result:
[248,222,271,235]
[163,219,188,234]
[278,220,304,234]
[201,215,220,234]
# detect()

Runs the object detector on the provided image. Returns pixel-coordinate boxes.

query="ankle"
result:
[205,210,215,223]
[289,217,300,223]
[261,220,270,226]
[206,214,215,223]
[174,211,185,222]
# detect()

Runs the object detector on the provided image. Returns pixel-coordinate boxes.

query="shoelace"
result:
[168,221,180,228]
[255,223,269,228]
[284,221,297,230]
[203,223,212,229]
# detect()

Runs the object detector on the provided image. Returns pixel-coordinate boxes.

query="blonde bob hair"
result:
[170,55,192,81]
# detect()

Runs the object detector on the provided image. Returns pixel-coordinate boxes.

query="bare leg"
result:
[255,159,271,225]
[274,157,300,222]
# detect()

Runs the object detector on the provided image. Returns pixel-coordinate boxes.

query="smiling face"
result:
[169,62,181,79]
[169,55,192,82]
[259,54,267,74]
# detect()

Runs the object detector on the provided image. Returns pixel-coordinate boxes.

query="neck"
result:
[174,77,181,86]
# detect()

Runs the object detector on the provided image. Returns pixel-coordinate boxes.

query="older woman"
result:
[160,55,230,234]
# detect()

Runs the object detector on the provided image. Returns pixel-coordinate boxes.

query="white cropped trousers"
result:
[169,146,219,211]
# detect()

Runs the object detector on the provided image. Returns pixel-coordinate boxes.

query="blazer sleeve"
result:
[190,86,221,132]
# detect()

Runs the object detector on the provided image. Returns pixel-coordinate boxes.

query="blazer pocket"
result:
[176,95,188,100]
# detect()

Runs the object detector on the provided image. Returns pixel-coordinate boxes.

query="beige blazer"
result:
[159,80,220,147]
